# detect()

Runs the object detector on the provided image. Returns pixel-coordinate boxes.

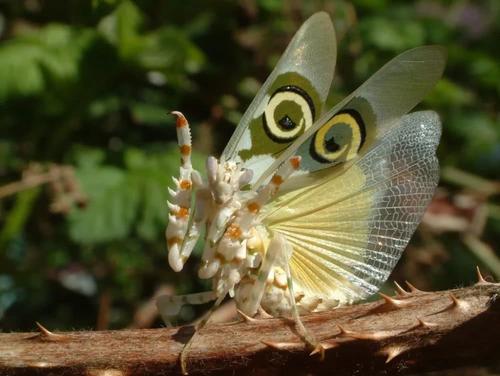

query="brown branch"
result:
[1,282,500,376]
[0,164,87,213]
[0,171,53,199]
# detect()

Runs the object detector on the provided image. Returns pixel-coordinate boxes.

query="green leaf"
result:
[138,27,205,73]
[72,147,106,169]
[136,179,166,240]
[0,42,45,99]
[425,78,475,107]
[98,0,144,59]
[0,188,41,249]
[257,0,284,12]
[0,24,98,100]
[130,101,169,125]
[124,147,175,241]
[68,145,195,244]
[92,0,120,8]
[88,95,122,118]
[469,54,500,91]
[360,18,425,51]
[446,112,500,173]
[69,164,139,244]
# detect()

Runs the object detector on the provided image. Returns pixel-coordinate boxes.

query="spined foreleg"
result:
[167,111,210,272]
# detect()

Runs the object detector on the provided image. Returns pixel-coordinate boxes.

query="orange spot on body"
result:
[271,175,284,186]
[290,156,301,169]
[167,237,182,247]
[180,144,191,155]
[177,207,189,218]
[247,202,260,214]
[226,223,242,240]
[214,254,226,263]
[180,179,192,190]
[231,258,243,266]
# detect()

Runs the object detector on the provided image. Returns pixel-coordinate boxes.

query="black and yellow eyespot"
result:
[310,109,366,164]
[263,85,315,143]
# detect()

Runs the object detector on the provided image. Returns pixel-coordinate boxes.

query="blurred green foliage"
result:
[0,0,498,331]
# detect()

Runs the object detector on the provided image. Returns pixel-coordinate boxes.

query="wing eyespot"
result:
[263,85,315,143]
[310,109,366,164]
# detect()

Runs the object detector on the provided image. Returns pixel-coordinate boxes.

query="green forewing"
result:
[238,72,322,160]
[221,12,336,182]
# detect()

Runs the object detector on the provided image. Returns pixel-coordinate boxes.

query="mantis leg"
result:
[237,233,283,317]
[156,291,216,326]
[280,236,322,356]
[179,291,228,375]
[166,111,196,272]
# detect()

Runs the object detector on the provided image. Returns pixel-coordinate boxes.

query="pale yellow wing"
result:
[262,111,441,304]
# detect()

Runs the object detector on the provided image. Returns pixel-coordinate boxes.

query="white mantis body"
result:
[157,12,445,374]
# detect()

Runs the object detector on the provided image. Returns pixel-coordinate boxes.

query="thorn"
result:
[448,293,470,311]
[416,318,438,328]
[336,324,347,336]
[405,281,426,294]
[402,318,438,333]
[26,322,69,342]
[379,345,408,364]
[36,322,53,337]
[309,345,321,356]
[432,293,470,315]
[476,266,491,284]
[257,307,274,319]
[379,292,412,309]
[262,340,303,351]
[237,309,257,323]
[393,281,410,296]
[314,341,338,353]
[309,343,326,360]
[336,324,392,340]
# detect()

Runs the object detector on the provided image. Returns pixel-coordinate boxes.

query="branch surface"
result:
[1,282,500,376]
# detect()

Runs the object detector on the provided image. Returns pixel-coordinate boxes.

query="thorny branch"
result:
[0,164,86,213]
[1,277,500,376]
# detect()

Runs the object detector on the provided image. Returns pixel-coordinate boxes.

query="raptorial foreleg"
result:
[166,111,201,272]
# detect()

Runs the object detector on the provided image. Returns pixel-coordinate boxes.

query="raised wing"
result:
[262,111,441,304]
[254,46,446,188]
[221,12,336,182]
